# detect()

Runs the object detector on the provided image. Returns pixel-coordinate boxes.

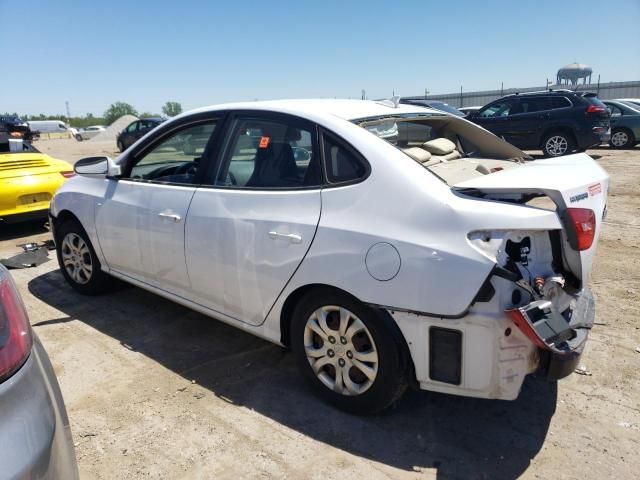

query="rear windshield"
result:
[583,95,607,108]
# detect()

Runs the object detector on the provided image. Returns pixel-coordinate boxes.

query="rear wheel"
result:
[610,128,635,149]
[75,134,83,142]
[117,140,125,152]
[542,131,574,157]
[291,289,410,414]
[55,219,114,295]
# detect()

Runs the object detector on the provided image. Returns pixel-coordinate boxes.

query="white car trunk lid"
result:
[453,153,609,283]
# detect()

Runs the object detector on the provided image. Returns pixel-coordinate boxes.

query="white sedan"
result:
[50,99,608,413]
[73,125,106,141]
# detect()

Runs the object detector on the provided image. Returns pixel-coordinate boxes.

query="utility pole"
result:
[361,89,366,100]
[500,81,504,97]
[459,86,463,108]
[65,101,71,121]
[424,88,429,100]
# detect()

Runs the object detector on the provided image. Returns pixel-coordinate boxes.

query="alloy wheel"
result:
[61,233,93,285]
[611,131,629,147]
[303,306,379,396]
[545,135,569,156]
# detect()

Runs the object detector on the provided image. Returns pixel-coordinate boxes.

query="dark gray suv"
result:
[116,117,164,152]
[468,90,611,157]
[0,265,78,479]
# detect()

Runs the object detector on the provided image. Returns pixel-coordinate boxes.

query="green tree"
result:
[162,101,183,117]
[104,102,138,125]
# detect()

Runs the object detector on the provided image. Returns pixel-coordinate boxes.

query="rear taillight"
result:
[60,171,76,179]
[586,105,606,114]
[0,270,33,381]
[567,208,596,251]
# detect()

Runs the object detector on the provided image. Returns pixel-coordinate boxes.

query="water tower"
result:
[557,63,593,86]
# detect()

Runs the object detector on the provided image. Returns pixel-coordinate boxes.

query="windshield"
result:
[0,115,22,123]
[622,100,640,111]
[428,102,464,116]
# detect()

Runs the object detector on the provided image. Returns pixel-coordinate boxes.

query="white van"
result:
[27,120,70,134]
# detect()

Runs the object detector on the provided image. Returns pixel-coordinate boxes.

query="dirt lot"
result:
[1,139,639,479]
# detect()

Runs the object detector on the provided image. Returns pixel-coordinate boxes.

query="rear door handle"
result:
[268,231,302,244]
[158,212,181,222]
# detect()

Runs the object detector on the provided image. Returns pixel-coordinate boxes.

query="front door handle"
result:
[158,212,181,223]
[268,231,302,244]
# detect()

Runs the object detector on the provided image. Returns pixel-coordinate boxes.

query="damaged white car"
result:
[49,99,608,414]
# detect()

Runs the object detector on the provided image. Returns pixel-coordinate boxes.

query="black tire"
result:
[609,128,635,149]
[55,219,114,295]
[117,140,125,152]
[75,134,83,142]
[291,288,410,414]
[541,131,575,157]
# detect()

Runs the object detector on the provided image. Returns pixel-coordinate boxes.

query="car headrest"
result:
[422,138,456,155]
[402,147,432,163]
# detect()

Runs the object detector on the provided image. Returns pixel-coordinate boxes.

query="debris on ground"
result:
[0,242,50,269]
[574,365,593,376]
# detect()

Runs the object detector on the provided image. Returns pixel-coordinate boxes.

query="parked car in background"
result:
[467,90,611,157]
[399,98,464,116]
[0,115,33,141]
[116,118,164,151]
[458,106,482,116]
[0,265,79,478]
[602,100,640,149]
[0,139,74,223]
[73,125,106,141]
[52,99,607,414]
[617,98,640,109]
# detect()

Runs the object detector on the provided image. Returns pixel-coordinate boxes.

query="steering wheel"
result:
[174,161,197,176]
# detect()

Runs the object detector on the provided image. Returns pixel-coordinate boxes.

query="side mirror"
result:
[74,156,122,177]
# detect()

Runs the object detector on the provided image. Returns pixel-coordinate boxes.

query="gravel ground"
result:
[1,141,638,480]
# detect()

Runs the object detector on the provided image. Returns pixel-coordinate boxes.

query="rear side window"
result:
[213,116,321,188]
[516,97,551,114]
[551,96,572,109]
[322,133,368,184]
[584,95,607,109]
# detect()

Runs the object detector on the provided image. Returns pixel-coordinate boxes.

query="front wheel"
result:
[55,219,114,295]
[610,128,635,149]
[542,131,574,157]
[291,289,410,414]
[75,134,83,142]
[117,140,125,152]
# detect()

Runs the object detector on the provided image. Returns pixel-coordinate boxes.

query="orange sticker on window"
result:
[259,136,270,149]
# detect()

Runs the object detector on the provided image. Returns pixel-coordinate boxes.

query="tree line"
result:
[3,101,183,128]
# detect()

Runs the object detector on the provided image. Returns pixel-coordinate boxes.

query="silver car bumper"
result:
[0,336,78,480]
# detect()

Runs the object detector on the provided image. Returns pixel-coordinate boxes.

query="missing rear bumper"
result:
[507,288,595,380]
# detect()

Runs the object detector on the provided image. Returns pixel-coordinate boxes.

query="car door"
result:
[185,112,322,325]
[470,99,517,141]
[121,121,139,148]
[95,118,220,295]
[502,96,551,148]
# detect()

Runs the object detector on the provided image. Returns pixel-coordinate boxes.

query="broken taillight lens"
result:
[0,270,33,382]
[567,208,596,251]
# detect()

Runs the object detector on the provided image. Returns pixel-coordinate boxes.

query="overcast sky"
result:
[1,0,639,116]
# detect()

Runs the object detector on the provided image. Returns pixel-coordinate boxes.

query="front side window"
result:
[213,116,320,188]
[478,100,514,118]
[126,122,139,133]
[126,121,217,183]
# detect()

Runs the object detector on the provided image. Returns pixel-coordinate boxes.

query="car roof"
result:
[140,117,164,122]
[184,99,440,122]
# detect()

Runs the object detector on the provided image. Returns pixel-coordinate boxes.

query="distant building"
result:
[557,63,593,86]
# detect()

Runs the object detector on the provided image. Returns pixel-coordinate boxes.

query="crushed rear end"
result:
[456,152,608,382]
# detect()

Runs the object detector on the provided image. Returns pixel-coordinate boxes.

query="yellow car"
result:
[0,142,74,223]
